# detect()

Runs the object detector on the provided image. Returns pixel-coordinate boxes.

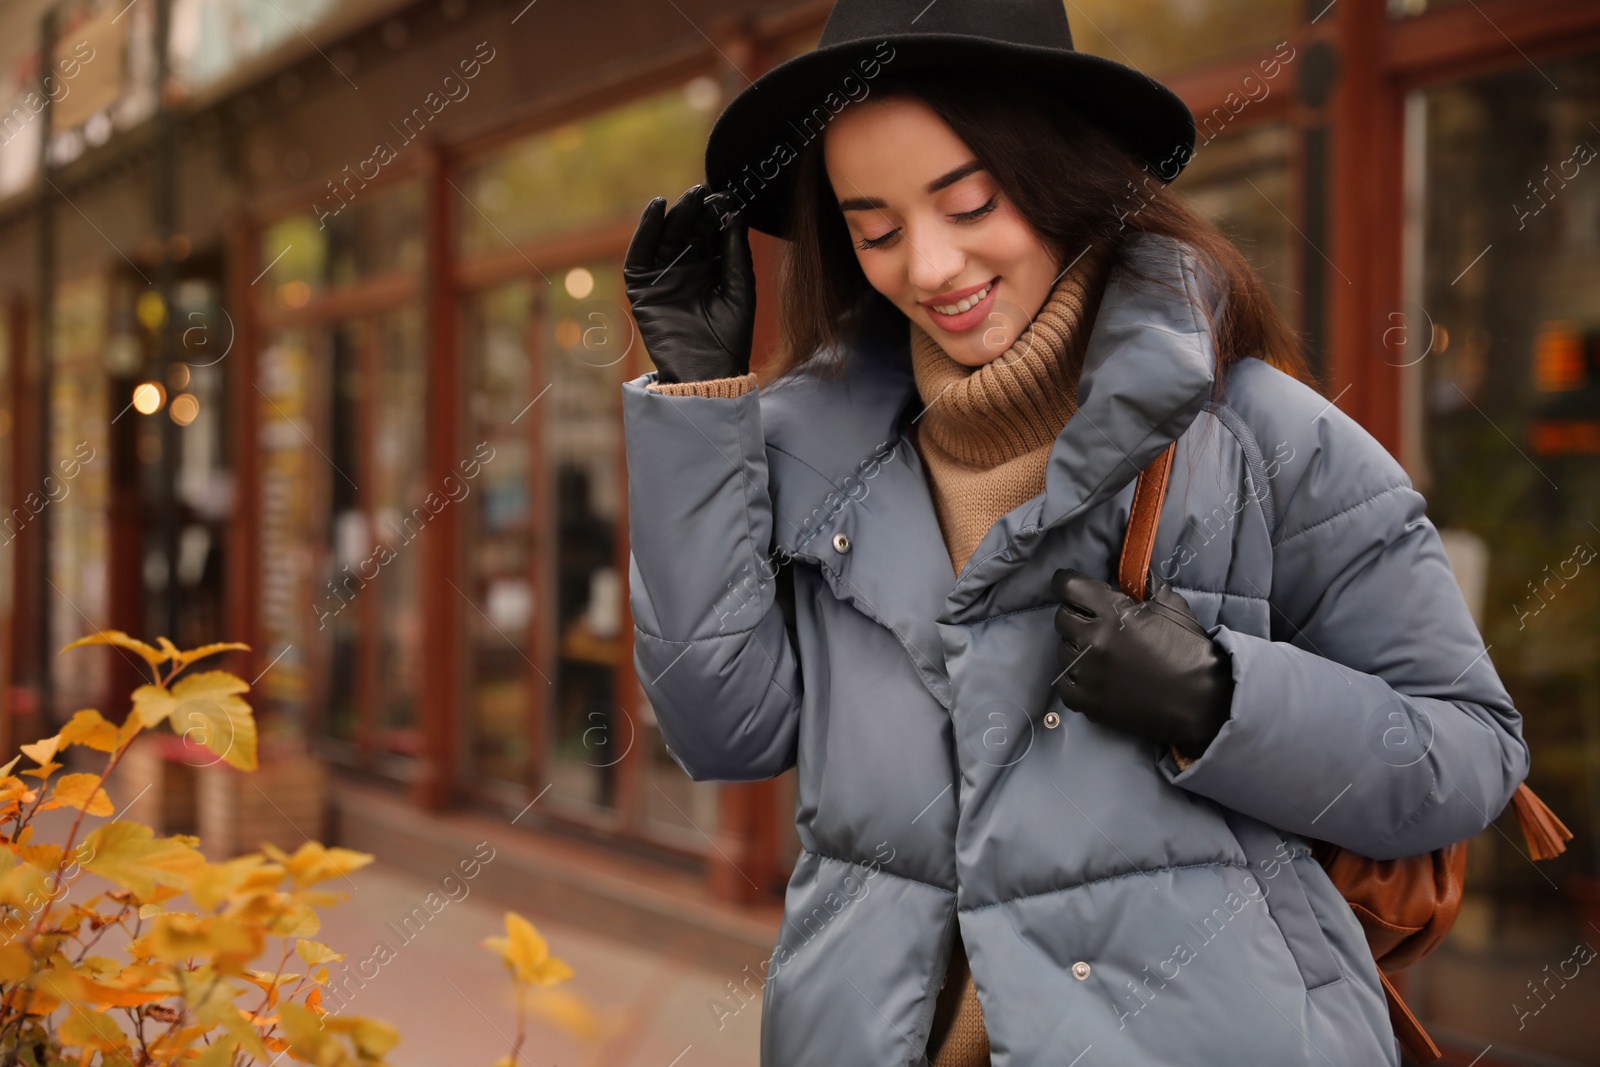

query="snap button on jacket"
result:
[622,234,1531,1066]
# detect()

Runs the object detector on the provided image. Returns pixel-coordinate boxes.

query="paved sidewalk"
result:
[311,856,763,1067]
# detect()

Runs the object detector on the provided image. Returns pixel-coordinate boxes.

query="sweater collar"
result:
[906,251,1107,469]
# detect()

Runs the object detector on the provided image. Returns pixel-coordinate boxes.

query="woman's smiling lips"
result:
[922,277,1000,333]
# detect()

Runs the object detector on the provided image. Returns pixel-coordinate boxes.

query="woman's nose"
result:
[905,228,967,296]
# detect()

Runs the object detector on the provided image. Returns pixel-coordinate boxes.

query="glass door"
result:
[462,281,541,791]
[543,262,627,815]
[459,256,721,852]
[316,308,427,772]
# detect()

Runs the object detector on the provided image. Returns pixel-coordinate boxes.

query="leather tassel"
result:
[1510,784,1572,861]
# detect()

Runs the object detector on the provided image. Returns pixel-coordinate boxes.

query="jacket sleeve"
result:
[623,368,801,782]
[1160,374,1530,860]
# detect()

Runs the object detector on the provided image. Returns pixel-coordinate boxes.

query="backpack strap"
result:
[1118,442,1177,602]
[1378,970,1442,1064]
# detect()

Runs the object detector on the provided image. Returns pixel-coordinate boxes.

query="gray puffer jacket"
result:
[622,233,1529,1066]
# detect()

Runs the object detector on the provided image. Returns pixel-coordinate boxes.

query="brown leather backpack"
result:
[1118,442,1572,1064]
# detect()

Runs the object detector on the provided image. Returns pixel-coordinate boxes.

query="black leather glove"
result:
[623,184,756,385]
[1051,568,1234,760]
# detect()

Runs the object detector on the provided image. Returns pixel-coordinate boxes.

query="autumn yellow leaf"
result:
[279,999,401,1062]
[145,913,263,971]
[57,1003,133,1052]
[145,884,187,908]
[171,677,258,772]
[321,1008,403,1059]
[264,841,374,888]
[0,851,49,910]
[218,1006,274,1062]
[187,854,269,911]
[44,773,114,816]
[270,898,324,941]
[36,961,169,1009]
[20,760,61,780]
[18,735,61,768]
[0,753,21,778]
[58,709,123,753]
[242,967,302,1007]
[172,640,251,669]
[0,942,32,982]
[102,959,180,998]
[77,954,120,980]
[296,939,344,966]
[188,1033,241,1067]
[0,777,27,806]
[482,911,575,987]
[61,630,167,668]
[129,670,257,770]
[80,822,205,900]
[18,842,64,869]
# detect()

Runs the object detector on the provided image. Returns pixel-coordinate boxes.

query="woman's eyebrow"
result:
[837,160,984,212]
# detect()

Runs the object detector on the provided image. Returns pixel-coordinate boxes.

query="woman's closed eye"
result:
[855,195,1000,251]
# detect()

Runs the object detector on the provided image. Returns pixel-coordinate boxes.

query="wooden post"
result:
[3,299,38,755]
[1325,0,1406,451]
[224,218,263,692]
[414,144,462,811]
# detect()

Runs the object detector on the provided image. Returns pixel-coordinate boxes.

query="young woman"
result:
[621,3,1530,1064]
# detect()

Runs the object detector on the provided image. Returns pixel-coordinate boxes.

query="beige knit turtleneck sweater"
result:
[907,260,1105,577]
[645,254,1108,1067]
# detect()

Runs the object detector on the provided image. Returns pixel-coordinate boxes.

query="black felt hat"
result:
[704,0,1197,239]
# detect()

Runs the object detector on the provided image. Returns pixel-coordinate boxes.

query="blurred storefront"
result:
[0,0,1595,1061]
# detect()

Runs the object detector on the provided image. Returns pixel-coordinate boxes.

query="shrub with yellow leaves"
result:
[0,631,592,1066]
[481,911,606,1064]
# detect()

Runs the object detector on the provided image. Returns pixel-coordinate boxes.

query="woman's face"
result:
[823,94,1062,366]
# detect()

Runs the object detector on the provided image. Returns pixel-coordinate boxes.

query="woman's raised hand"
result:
[623,184,756,385]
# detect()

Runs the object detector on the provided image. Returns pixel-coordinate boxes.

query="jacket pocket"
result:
[1223,809,1346,990]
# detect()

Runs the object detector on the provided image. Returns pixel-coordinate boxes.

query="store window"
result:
[457,78,722,257]
[544,262,626,811]
[260,181,424,303]
[318,308,427,761]
[1176,120,1299,334]
[46,0,161,169]
[257,329,317,730]
[462,281,537,790]
[48,276,111,712]
[0,39,44,201]
[457,78,723,850]
[257,181,426,771]
[460,262,636,816]
[1068,0,1298,78]
[168,0,342,95]
[1404,53,1600,1063]
[164,279,232,650]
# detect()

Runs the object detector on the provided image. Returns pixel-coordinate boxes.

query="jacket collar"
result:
[758,235,1218,709]
[765,234,1219,566]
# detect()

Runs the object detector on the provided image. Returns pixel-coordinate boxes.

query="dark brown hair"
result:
[759,69,1316,399]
